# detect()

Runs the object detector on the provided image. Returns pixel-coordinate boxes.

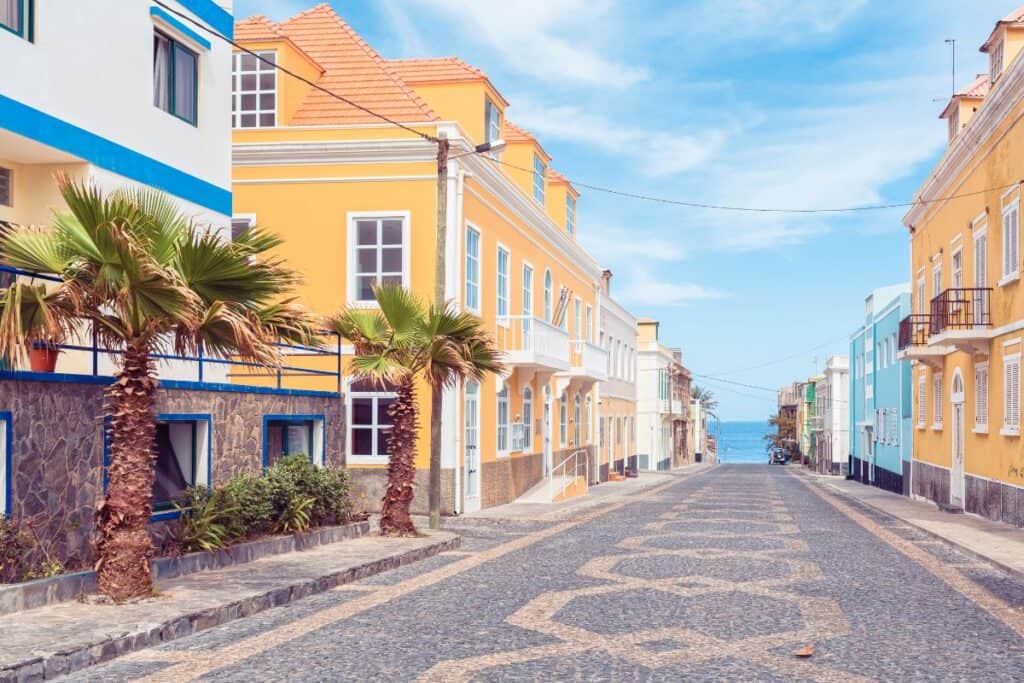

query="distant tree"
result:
[765,410,798,456]
[690,385,718,421]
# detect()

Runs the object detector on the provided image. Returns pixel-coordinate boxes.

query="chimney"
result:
[601,269,613,295]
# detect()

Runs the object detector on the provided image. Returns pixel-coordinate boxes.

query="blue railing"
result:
[0,266,342,394]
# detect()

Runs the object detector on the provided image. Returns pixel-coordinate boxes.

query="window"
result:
[566,195,576,236]
[484,98,502,156]
[465,226,480,312]
[0,412,9,518]
[617,417,623,445]
[265,416,324,467]
[976,224,989,320]
[543,270,553,322]
[497,386,509,453]
[521,387,533,451]
[1004,354,1021,435]
[522,264,533,347]
[153,416,211,512]
[991,40,1005,83]
[350,381,394,463]
[932,261,942,300]
[574,298,582,339]
[932,374,943,428]
[916,277,926,314]
[350,215,406,303]
[573,394,581,447]
[917,375,927,428]
[952,247,963,289]
[948,108,960,142]
[0,167,10,207]
[585,305,593,343]
[154,31,198,125]
[559,392,568,447]
[496,246,509,321]
[1002,197,1020,281]
[976,363,989,431]
[891,333,897,364]
[232,51,276,128]
[0,0,31,40]
[231,214,254,242]
[586,396,593,444]
[532,154,546,205]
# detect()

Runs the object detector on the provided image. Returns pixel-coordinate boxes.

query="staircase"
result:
[516,450,589,504]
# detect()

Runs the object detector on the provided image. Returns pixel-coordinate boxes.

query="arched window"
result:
[497,385,509,452]
[543,270,553,322]
[573,394,582,446]
[522,387,533,451]
[559,392,568,447]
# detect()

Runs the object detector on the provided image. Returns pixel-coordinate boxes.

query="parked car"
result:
[769,448,789,465]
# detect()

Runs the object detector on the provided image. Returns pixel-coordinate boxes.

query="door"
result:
[975,229,988,324]
[464,380,481,512]
[543,386,552,475]
[951,370,965,509]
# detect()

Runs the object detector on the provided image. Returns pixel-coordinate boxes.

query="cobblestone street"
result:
[61,465,1024,681]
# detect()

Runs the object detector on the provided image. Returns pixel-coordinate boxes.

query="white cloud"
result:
[398,0,647,87]
[511,100,728,177]
[615,269,727,308]
[581,225,688,265]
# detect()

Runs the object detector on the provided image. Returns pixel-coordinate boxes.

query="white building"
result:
[636,318,685,471]
[1,0,234,377]
[596,270,638,480]
[813,355,850,476]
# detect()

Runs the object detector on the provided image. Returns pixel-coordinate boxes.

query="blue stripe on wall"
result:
[151,7,213,50]
[0,94,231,215]
[175,0,234,39]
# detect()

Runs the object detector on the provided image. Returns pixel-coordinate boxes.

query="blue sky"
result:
[235,0,1013,420]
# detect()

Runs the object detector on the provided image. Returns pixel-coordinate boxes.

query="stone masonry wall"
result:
[0,377,343,571]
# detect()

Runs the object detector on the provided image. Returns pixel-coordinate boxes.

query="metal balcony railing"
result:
[898,314,932,350]
[928,288,992,336]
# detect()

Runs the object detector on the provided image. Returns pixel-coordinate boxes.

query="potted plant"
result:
[29,339,60,372]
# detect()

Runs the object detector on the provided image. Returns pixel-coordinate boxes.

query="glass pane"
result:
[153,34,170,110]
[240,114,257,128]
[259,72,275,89]
[0,0,21,32]
[285,423,311,457]
[172,45,197,123]
[259,113,275,127]
[357,248,377,274]
[265,423,284,466]
[357,220,378,246]
[260,51,276,66]
[357,276,376,301]
[351,427,372,456]
[153,422,195,508]
[352,398,373,426]
[241,94,257,110]
[259,93,275,109]
[381,220,402,244]
[378,398,393,425]
[381,247,402,273]
[241,74,257,91]
[240,53,258,71]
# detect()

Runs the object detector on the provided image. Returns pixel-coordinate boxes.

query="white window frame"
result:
[347,384,396,466]
[566,194,576,236]
[585,305,593,343]
[573,297,582,339]
[346,211,411,307]
[231,213,256,242]
[991,40,1005,83]
[521,387,533,451]
[465,224,481,313]
[543,269,553,322]
[497,385,510,455]
[559,392,568,447]
[232,50,277,129]
[484,97,502,155]
[496,244,510,325]
[951,245,963,290]
[533,154,546,205]
[975,362,989,433]
[1003,351,1021,436]
[573,394,582,447]
[916,274,926,315]
[1001,190,1020,285]
[917,374,927,429]
[932,260,943,301]
[932,373,943,429]
[522,261,533,324]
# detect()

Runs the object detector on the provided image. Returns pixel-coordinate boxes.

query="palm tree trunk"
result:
[427,385,442,529]
[381,380,419,535]
[95,342,158,600]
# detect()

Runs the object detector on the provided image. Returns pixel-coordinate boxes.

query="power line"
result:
[691,373,777,393]
[708,334,851,377]
[156,2,1023,216]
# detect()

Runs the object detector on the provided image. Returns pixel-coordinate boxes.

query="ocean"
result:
[712,420,772,464]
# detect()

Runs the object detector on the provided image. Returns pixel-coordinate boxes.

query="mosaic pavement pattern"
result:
[58,466,1024,682]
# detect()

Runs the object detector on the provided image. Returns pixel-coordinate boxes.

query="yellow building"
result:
[900,7,1024,525]
[232,5,608,513]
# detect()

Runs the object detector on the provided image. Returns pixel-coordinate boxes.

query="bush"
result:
[219,473,274,537]
[264,455,352,528]
[173,486,237,553]
[0,518,31,583]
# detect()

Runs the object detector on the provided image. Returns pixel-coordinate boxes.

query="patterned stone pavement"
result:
[58,465,1024,681]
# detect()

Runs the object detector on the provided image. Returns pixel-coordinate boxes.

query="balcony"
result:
[928,287,992,353]
[564,340,608,383]
[897,313,950,368]
[671,398,684,415]
[494,316,571,383]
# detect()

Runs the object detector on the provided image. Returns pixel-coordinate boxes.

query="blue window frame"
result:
[0,0,32,41]
[532,154,546,205]
[263,415,325,467]
[0,412,10,518]
[154,30,198,126]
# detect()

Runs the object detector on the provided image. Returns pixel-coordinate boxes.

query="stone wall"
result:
[482,452,543,508]
[0,376,343,571]
[347,467,456,516]
[965,475,1024,527]
[850,455,905,496]
[912,459,950,512]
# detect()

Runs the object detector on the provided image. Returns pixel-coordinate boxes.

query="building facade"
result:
[900,7,1024,525]
[811,356,849,476]
[597,271,638,480]
[850,285,913,494]
[671,349,693,467]
[636,319,687,470]
[232,5,608,513]
[799,376,822,463]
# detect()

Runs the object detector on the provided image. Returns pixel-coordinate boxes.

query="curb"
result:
[802,472,1024,585]
[0,534,460,682]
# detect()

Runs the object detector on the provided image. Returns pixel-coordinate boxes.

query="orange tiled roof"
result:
[546,168,578,196]
[389,57,510,106]
[982,6,1024,51]
[234,4,437,126]
[940,73,990,119]
[502,120,537,143]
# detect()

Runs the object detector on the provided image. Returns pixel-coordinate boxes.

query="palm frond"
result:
[349,353,412,387]
[373,283,425,347]
[0,282,79,362]
[0,223,72,275]
[174,229,293,308]
[110,184,190,265]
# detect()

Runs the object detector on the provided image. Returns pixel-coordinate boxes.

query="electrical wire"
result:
[152,1,1024,216]
[707,334,851,377]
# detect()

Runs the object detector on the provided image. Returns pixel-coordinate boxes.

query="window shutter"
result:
[918,378,926,427]
[933,377,942,425]
[1013,361,1021,429]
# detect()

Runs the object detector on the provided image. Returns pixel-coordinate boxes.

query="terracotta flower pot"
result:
[29,343,59,372]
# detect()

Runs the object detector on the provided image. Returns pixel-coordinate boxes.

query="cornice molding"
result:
[904,53,1024,229]
[232,139,437,166]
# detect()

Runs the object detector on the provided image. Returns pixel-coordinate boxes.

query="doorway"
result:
[464,380,481,513]
[950,370,965,510]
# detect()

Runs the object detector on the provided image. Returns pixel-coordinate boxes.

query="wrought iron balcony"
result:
[898,314,931,351]
[928,288,992,336]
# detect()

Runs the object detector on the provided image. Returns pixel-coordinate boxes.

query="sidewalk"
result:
[457,463,713,524]
[801,469,1024,580]
[0,530,458,682]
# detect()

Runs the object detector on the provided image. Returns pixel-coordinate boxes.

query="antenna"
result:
[945,38,956,95]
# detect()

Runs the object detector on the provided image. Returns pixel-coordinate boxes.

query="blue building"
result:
[849,284,913,495]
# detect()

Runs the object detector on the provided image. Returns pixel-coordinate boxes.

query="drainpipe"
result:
[453,168,466,514]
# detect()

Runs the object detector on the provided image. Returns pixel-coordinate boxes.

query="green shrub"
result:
[219,473,274,538]
[0,518,31,583]
[173,486,238,553]
[275,494,314,534]
[264,455,352,528]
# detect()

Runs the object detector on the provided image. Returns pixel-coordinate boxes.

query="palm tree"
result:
[329,284,503,535]
[690,384,719,421]
[0,177,319,600]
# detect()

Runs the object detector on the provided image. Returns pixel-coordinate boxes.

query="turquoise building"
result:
[849,284,913,494]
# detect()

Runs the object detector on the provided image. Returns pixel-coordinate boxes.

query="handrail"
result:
[551,448,589,500]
